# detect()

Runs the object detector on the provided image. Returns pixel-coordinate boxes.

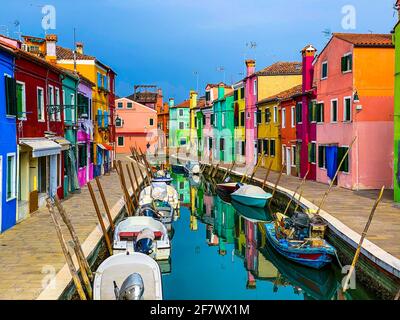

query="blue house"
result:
[0,43,17,233]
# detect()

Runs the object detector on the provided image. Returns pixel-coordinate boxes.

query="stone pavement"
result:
[0,154,141,300]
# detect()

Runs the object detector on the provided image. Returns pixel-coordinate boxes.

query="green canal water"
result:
[161,173,377,300]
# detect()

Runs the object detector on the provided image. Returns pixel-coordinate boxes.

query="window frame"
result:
[270,139,276,157]
[48,85,55,121]
[253,79,257,96]
[291,106,295,128]
[296,102,303,124]
[281,108,286,128]
[316,101,324,124]
[16,81,27,120]
[273,106,278,123]
[117,102,123,109]
[343,96,352,122]
[70,93,75,123]
[6,152,16,201]
[37,86,45,122]
[321,61,328,80]
[309,141,317,164]
[291,145,297,167]
[117,136,124,147]
[330,99,338,123]
[342,52,353,74]
[55,87,61,121]
[127,102,133,109]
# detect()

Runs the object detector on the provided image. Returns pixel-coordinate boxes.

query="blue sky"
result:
[0,0,397,103]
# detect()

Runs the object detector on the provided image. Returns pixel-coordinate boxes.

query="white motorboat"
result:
[139,182,180,211]
[93,252,163,300]
[184,161,200,175]
[113,216,170,261]
[231,184,272,208]
[136,203,175,229]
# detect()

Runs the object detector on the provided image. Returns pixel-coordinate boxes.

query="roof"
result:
[56,46,95,60]
[197,98,206,109]
[115,97,157,113]
[174,100,190,108]
[205,82,232,89]
[332,33,394,47]
[256,62,302,76]
[257,84,303,105]
[126,91,158,103]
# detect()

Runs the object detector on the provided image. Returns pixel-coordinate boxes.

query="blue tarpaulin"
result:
[326,146,338,180]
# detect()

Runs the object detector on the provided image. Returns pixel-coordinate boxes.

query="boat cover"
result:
[232,185,270,198]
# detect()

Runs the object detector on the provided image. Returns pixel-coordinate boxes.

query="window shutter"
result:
[308,102,313,122]
[257,110,262,124]
[16,83,23,117]
[5,76,17,116]
[341,56,346,72]
[348,54,353,71]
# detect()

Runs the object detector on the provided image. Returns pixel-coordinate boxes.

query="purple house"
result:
[77,75,95,187]
[244,60,258,165]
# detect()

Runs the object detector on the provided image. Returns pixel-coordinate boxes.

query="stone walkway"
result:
[0,154,140,300]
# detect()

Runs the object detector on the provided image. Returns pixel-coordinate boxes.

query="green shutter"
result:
[341,56,346,72]
[308,102,313,122]
[16,83,23,118]
[5,76,17,116]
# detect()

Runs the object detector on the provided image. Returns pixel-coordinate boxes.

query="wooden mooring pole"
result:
[283,170,309,216]
[131,162,142,198]
[117,160,135,216]
[126,163,139,206]
[249,152,264,182]
[342,186,385,293]
[46,198,87,300]
[87,182,113,255]
[222,161,235,182]
[95,177,115,231]
[262,161,273,189]
[271,162,286,198]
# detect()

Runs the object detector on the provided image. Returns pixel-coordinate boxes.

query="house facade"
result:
[156,101,169,154]
[394,2,400,201]
[0,42,17,233]
[189,90,199,155]
[169,99,190,149]
[195,98,206,158]
[115,97,157,153]
[233,81,246,163]
[314,33,394,190]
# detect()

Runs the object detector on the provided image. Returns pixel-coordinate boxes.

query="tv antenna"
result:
[14,20,22,40]
[216,66,226,83]
[322,28,331,39]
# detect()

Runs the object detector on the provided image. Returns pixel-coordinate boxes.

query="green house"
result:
[169,99,190,149]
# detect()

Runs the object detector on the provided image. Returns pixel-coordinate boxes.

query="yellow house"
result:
[255,62,302,171]
[55,42,116,176]
[189,90,198,154]
[233,81,246,163]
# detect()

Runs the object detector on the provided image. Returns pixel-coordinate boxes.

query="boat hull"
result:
[216,183,238,194]
[231,194,268,208]
[264,223,335,269]
[171,164,185,174]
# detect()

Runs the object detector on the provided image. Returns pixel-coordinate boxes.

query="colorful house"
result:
[314,33,394,190]
[296,45,318,180]
[253,61,303,170]
[393,2,400,201]
[233,81,246,163]
[257,84,302,173]
[76,76,95,187]
[212,84,234,163]
[0,42,17,233]
[168,99,190,149]
[195,97,206,158]
[115,97,158,153]
[53,39,116,177]
[156,101,169,153]
[189,90,199,155]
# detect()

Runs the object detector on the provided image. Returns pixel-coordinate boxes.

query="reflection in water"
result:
[162,173,374,300]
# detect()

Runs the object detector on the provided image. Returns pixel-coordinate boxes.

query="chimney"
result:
[156,88,163,109]
[76,42,84,55]
[301,44,317,92]
[169,98,175,108]
[190,90,198,109]
[45,34,57,62]
[217,83,225,100]
[245,59,256,77]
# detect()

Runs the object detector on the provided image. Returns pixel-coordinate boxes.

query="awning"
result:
[48,136,71,151]
[20,138,62,158]
[97,143,106,150]
[97,143,113,151]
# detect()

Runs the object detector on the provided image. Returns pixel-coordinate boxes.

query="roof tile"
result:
[333,33,394,47]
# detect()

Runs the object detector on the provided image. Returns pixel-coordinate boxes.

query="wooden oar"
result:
[283,170,309,216]
[316,137,357,215]
[342,186,385,292]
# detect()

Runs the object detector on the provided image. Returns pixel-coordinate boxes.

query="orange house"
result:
[115,97,158,154]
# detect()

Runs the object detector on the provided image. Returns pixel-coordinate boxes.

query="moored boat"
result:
[136,202,175,231]
[231,184,272,208]
[152,170,173,184]
[93,252,163,300]
[171,164,186,174]
[113,216,170,261]
[139,182,180,211]
[184,160,200,175]
[216,182,240,194]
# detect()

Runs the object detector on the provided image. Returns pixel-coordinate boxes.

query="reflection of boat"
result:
[232,200,271,222]
[231,185,272,208]
[215,187,232,203]
[113,216,171,260]
[93,253,163,300]
[158,258,172,274]
[216,182,239,194]
[259,241,338,300]
[189,175,201,187]
[264,222,336,269]
[153,170,173,184]
[184,161,200,175]
[171,164,186,174]
[139,182,180,211]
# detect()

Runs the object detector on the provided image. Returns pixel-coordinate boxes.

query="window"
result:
[117,102,123,109]
[48,85,55,121]
[209,138,213,150]
[77,93,89,119]
[257,139,262,154]
[309,142,316,164]
[78,144,87,169]
[37,87,45,121]
[16,81,26,120]
[341,53,353,73]
[179,122,184,130]
[70,93,75,123]
[256,110,262,124]
[234,90,238,101]
[270,140,276,157]
[117,136,124,146]
[205,91,210,102]
[291,106,295,128]
[318,145,327,169]
[296,102,302,124]
[214,113,218,127]
[62,90,66,121]
[90,142,94,163]
[127,102,133,109]
[331,99,338,123]
[97,72,102,88]
[241,141,245,156]
[321,61,328,79]
[6,153,16,201]
[221,113,225,127]
[291,146,297,166]
[344,97,352,122]
[253,80,257,95]
[281,108,286,128]
[180,138,186,146]
[338,146,349,173]
[263,140,269,156]
[273,106,278,123]
[308,101,316,123]
[265,108,271,123]
[116,117,123,127]
[150,118,154,126]
[5,75,17,116]
[316,103,324,123]
[240,87,245,99]
[240,112,245,126]
[179,109,184,117]
[55,87,61,121]
[220,138,225,151]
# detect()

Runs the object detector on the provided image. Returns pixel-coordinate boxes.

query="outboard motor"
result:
[134,228,155,255]
[289,211,311,240]
[114,273,144,300]
[141,207,157,218]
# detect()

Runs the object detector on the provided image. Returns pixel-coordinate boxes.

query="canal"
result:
[161,173,376,300]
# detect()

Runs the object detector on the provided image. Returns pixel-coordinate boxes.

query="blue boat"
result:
[231,185,272,208]
[171,164,186,174]
[264,222,336,269]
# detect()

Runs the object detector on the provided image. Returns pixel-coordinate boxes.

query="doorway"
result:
[286,147,291,175]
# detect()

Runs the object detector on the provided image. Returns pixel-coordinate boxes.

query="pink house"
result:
[115,97,158,154]
[244,60,258,165]
[314,33,394,189]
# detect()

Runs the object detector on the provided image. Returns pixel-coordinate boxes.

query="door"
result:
[286,147,291,175]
